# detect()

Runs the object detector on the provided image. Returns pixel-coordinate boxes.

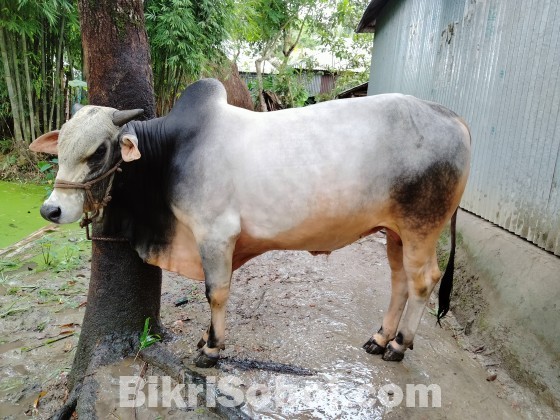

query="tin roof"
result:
[356,0,393,33]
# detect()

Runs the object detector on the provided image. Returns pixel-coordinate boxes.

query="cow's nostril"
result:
[40,204,62,223]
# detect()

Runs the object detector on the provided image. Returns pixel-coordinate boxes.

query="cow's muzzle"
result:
[54,159,124,219]
[40,204,62,223]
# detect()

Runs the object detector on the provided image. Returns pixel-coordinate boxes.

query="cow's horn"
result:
[112,109,144,126]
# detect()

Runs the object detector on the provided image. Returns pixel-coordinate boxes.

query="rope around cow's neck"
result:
[53,159,128,242]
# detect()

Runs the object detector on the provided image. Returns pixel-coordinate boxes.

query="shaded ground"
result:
[0,227,556,418]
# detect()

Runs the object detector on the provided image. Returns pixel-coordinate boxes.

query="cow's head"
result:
[29,106,144,224]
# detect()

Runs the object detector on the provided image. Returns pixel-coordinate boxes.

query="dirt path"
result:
[0,230,553,418]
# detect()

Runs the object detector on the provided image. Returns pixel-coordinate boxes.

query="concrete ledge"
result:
[453,210,560,407]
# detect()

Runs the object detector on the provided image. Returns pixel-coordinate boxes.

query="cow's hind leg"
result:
[364,231,408,354]
[193,235,237,368]
[383,238,441,361]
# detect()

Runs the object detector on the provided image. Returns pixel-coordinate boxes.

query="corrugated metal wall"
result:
[368,0,560,255]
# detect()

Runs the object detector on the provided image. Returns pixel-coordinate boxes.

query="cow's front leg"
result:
[193,234,238,368]
[383,244,441,362]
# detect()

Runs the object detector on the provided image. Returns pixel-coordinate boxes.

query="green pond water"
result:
[0,181,49,249]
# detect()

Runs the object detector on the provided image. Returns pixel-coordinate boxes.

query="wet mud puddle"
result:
[160,234,526,419]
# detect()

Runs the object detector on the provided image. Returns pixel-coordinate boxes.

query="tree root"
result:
[138,343,192,383]
[48,383,80,420]
[139,343,250,419]
[52,339,314,419]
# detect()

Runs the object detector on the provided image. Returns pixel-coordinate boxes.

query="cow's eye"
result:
[91,144,107,160]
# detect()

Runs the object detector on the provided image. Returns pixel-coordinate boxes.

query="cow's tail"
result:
[437,208,458,326]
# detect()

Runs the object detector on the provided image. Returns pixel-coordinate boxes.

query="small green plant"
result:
[7,286,19,295]
[0,271,11,285]
[0,259,19,273]
[39,238,55,266]
[37,158,58,196]
[0,138,13,154]
[52,246,81,273]
[138,317,161,352]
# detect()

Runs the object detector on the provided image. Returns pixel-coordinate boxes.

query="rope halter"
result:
[53,159,124,240]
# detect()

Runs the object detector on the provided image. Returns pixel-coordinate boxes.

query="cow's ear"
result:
[120,134,141,162]
[29,130,60,155]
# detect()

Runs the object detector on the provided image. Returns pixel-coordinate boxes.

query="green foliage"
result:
[262,65,310,108]
[68,80,87,90]
[0,0,82,161]
[231,0,373,109]
[37,157,57,174]
[0,139,12,154]
[139,317,161,351]
[36,235,84,272]
[37,157,58,196]
[145,0,234,114]
[315,69,370,102]
[0,259,19,272]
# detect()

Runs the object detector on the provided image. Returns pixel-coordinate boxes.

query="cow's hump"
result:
[172,78,227,114]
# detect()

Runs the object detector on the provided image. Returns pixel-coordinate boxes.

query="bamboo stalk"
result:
[22,35,36,140]
[11,33,30,142]
[0,28,24,145]
[41,23,48,132]
[50,16,65,129]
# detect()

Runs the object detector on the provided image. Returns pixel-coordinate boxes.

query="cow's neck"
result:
[102,116,176,249]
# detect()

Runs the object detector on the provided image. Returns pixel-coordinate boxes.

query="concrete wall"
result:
[455,210,560,406]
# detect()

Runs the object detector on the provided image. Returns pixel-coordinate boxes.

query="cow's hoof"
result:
[363,337,386,355]
[197,337,206,349]
[194,351,219,368]
[382,343,405,362]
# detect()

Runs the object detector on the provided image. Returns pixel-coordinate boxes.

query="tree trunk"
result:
[64,0,161,416]
[78,0,155,114]
[0,28,24,146]
[255,58,268,112]
[216,61,254,110]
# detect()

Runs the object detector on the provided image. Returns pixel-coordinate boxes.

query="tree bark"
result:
[255,58,268,112]
[78,0,155,115]
[67,0,161,415]
[217,61,254,110]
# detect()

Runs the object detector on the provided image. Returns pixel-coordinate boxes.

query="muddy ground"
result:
[0,226,557,419]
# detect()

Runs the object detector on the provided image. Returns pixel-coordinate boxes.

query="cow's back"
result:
[163,90,470,277]
[219,94,470,248]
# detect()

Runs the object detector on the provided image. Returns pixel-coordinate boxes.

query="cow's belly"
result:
[235,205,394,258]
[145,206,393,280]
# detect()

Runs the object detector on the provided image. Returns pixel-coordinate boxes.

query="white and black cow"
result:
[30,78,471,367]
